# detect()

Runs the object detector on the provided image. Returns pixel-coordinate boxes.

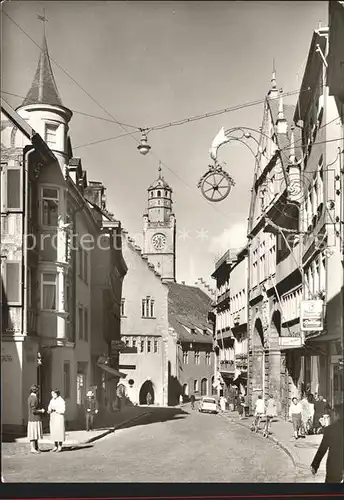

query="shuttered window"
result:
[7,169,21,209]
[4,261,21,304]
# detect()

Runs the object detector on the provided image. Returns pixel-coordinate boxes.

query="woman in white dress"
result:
[48,389,66,452]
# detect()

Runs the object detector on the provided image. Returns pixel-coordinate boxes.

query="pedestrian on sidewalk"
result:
[300,393,311,437]
[220,395,227,413]
[264,394,277,437]
[243,393,249,417]
[251,395,265,432]
[289,396,303,440]
[27,385,45,454]
[179,394,183,406]
[190,394,196,410]
[311,404,344,483]
[238,396,244,419]
[85,389,99,432]
[228,386,235,412]
[47,389,66,453]
[313,394,326,433]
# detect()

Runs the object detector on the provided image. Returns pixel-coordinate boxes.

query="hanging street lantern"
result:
[137,131,151,155]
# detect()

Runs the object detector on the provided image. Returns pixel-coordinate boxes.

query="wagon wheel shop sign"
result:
[300,300,324,332]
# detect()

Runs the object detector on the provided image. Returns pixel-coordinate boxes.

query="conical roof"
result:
[21,33,64,108]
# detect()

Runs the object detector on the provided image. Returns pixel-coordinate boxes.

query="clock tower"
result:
[143,165,176,282]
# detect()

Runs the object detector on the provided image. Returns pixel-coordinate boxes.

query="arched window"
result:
[201,378,208,396]
[157,190,161,197]
[165,190,168,197]
[193,380,199,393]
[151,192,154,198]
[182,383,188,396]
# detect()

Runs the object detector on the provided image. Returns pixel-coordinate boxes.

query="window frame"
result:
[41,272,58,311]
[84,306,89,342]
[41,186,59,227]
[44,122,59,149]
[78,304,84,340]
[63,361,71,399]
[5,166,22,211]
[2,260,22,305]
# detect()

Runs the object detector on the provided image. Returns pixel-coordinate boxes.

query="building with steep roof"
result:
[246,70,299,415]
[1,29,127,430]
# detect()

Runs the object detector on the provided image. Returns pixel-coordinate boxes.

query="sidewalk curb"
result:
[222,414,297,468]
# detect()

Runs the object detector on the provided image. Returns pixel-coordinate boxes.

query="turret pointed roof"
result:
[148,163,172,190]
[21,32,64,108]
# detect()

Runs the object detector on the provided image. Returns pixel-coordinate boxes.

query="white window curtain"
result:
[42,274,57,310]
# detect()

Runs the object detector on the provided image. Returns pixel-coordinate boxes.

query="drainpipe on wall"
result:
[22,147,36,338]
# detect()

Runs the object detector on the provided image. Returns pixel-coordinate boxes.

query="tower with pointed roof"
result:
[15,21,72,169]
[142,164,176,282]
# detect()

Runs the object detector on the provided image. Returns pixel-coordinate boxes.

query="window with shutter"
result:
[4,261,21,304]
[7,169,21,210]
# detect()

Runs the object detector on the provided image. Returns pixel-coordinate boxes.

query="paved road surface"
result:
[2,407,297,482]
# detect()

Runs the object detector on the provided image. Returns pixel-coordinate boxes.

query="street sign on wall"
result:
[300,300,324,332]
[279,337,303,348]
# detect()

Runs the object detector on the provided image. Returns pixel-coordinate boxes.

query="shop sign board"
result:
[279,337,303,348]
[300,300,324,332]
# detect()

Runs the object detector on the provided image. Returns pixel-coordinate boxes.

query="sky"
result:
[2,0,329,287]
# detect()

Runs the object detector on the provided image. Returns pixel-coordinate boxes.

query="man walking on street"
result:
[85,389,99,432]
[311,404,344,483]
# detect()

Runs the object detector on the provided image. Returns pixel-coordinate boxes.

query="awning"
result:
[97,363,127,379]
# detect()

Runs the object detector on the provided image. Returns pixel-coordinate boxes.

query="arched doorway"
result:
[139,380,155,405]
[201,378,208,396]
[182,383,189,397]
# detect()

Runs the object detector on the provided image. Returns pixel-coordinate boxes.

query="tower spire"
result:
[271,58,276,89]
[158,161,162,179]
[268,59,279,99]
[20,11,64,108]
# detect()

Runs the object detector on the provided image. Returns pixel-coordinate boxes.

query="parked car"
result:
[199,396,218,414]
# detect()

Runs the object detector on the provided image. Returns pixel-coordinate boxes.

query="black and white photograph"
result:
[1,0,343,488]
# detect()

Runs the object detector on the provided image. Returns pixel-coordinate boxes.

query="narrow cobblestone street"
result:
[2,408,297,482]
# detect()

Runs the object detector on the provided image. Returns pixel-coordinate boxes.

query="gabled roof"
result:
[21,33,64,108]
[167,282,213,344]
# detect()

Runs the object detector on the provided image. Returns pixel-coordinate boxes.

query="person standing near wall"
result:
[85,389,99,431]
[47,389,66,453]
[27,385,45,454]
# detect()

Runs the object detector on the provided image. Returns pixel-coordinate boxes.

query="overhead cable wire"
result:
[0,91,140,130]
[3,14,233,220]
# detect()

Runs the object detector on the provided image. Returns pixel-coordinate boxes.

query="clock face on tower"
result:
[151,233,166,250]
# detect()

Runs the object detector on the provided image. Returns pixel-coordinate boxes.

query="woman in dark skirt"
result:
[27,385,45,453]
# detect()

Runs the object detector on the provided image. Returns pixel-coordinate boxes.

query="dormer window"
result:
[45,123,58,149]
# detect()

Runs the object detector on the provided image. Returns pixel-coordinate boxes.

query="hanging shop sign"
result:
[279,337,303,348]
[300,300,324,332]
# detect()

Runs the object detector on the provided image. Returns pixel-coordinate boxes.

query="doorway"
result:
[139,380,155,405]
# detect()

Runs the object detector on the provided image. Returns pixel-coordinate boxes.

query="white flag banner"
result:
[209,127,230,161]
